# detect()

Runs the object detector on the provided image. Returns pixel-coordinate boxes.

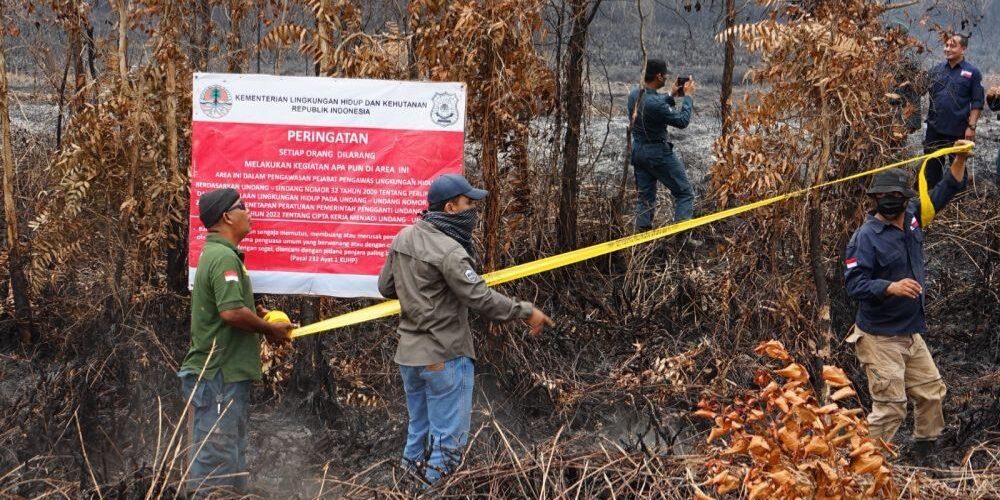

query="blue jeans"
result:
[179,371,251,496]
[632,142,695,228]
[398,356,474,483]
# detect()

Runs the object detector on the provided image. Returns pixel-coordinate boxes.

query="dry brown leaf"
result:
[755,340,791,361]
[748,480,771,499]
[723,438,749,455]
[817,460,839,483]
[849,441,875,458]
[694,489,715,500]
[761,380,781,397]
[776,363,809,382]
[768,469,794,487]
[830,386,856,401]
[708,470,740,495]
[778,428,799,452]
[694,409,718,419]
[753,369,772,386]
[825,421,850,441]
[851,452,882,475]
[774,396,790,413]
[815,403,840,414]
[804,436,830,456]
[708,425,729,443]
[748,435,772,456]
[822,365,852,387]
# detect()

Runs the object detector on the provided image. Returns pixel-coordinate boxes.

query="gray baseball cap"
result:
[427,174,488,205]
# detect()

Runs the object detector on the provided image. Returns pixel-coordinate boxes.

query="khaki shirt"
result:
[378,219,532,366]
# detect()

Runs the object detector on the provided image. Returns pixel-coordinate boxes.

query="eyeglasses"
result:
[876,192,905,199]
[226,201,247,212]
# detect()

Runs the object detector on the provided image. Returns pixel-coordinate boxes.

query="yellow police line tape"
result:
[291,142,973,339]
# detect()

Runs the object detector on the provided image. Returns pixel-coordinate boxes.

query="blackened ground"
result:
[1,86,998,498]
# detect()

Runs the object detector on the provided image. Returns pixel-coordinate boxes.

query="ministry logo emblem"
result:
[430,93,459,127]
[199,84,233,119]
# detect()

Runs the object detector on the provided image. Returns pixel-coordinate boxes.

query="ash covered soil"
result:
[3,81,998,497]
[234,87,1000,496]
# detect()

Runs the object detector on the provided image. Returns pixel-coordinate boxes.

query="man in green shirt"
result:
[179,188,292,496]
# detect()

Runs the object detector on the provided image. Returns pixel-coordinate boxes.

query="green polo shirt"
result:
[180,234,262,382]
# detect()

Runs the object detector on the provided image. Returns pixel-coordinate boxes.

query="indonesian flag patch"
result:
[223,270,239,283]
[961,70,973,79]
[911,217,919,230]
[845,257,858,269]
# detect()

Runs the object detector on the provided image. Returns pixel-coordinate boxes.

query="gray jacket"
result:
[378,219,532,366]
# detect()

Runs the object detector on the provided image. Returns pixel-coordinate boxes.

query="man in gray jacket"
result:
[378,173,553,484]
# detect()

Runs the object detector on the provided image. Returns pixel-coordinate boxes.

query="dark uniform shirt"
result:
[926,59,985,137]
[844,171,966,336]
[180,234,261,382]
[627,87,693,144]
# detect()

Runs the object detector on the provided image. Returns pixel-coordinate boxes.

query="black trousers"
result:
[922,127,963,189]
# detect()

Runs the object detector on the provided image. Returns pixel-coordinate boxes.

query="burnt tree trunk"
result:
[808,100,835,396]
[720,0,736,135]
[535,0,565,252]
[557,0,600,249]
[191,0,212,71]
[226,0,246,73]
[481,121,501,272]
[68,0,87,112]
[0,15,35,343]
[163,4,188,293]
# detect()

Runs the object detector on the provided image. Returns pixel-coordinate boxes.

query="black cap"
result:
[427,174,488,206]
[866,168,917,197]
[198,188,240,228]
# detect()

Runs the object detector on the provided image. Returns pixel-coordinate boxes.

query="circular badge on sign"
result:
[199,84,233,119]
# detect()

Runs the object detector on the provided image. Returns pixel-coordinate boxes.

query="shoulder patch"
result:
[223,270,239,283]
[464,269,478,283]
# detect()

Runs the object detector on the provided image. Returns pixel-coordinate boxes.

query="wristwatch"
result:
[968,123,977,130]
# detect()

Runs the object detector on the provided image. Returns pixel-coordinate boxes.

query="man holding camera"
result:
[627,59,696,231]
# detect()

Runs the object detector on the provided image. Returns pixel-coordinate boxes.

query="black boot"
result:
[912,440,940,468]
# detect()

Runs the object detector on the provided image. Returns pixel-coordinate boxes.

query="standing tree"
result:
[719,0,737,134]
[556,0,601,249]
[409,0,554,271]
[0,5,35,343]
[710,0,920,369]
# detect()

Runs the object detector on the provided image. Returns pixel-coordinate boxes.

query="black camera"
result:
[675,76,690,96]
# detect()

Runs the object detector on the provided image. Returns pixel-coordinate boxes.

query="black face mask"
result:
[875,196,908,218]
